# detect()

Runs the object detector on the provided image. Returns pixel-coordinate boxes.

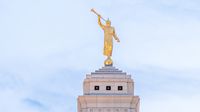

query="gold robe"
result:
[98,18,119,57]
[103,26,114,56]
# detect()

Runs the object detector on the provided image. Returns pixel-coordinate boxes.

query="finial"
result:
[104,57,113,66]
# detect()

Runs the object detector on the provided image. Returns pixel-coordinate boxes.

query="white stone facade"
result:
[77,66,140,112]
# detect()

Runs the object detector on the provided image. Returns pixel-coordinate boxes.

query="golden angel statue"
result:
[91,9,120,66]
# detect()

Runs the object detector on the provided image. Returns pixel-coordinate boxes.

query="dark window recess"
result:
[94,86,99,90]
[118,86,123,91]
[106,86,111,90]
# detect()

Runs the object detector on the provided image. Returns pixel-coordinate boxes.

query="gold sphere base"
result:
[104,57,113,66]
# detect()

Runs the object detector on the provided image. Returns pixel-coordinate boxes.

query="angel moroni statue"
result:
[91,9,120,66]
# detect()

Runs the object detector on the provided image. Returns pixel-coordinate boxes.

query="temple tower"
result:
[77,65,140,112]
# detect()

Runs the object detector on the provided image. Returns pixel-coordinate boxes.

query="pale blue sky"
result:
[0,0,200,112]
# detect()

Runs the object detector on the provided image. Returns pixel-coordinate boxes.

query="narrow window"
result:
[94,86,99,90]
[106,86,111,90]
[118,86,123,91]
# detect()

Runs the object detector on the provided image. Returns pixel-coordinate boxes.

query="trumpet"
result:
[91,8,106,22]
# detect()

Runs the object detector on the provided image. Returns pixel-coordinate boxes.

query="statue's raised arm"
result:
[98,15,105,29]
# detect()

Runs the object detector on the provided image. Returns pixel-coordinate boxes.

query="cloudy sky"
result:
[0,0,200,112]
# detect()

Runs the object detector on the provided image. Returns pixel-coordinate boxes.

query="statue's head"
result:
[106,19,111,26]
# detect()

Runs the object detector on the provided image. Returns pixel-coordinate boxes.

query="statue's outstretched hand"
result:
[117,39,120,42]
